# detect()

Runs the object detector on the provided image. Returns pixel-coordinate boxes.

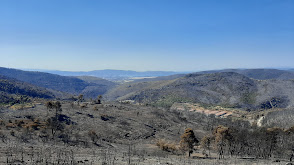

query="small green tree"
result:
[180,128,199,157]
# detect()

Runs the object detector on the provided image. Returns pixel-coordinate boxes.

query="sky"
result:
[0,0,293,72]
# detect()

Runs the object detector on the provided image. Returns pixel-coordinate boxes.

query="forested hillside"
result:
[0,67,116,98]
[0,75,55,104]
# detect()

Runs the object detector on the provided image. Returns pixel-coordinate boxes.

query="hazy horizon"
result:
[1,0,293,71]
[15,66,294,73]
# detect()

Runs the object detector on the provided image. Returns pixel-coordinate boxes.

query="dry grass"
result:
[156,139,178,153]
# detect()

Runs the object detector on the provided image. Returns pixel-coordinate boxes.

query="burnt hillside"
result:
[105,72,294,110]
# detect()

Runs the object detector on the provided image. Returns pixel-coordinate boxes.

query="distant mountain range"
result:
[21,68,294,80]
[22,69,183,80]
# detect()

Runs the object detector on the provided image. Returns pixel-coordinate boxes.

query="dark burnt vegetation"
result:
[260,96,289,109]
[154,107,294,162]
[263,108,294,128]
[1,100,294,164]
[200,125,294,160]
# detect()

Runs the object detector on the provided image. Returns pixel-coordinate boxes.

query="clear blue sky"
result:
[0,0,293,71]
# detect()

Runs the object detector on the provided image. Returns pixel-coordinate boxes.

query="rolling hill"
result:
[0,75,56,104]
[105,72,294,110]
[0,67,88,94]
[131,68,294,83]
[237,69,294,80]
[196,69,294,80]
[0,67,116,98]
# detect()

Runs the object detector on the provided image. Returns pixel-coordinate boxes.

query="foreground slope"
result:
[0,101,293,164]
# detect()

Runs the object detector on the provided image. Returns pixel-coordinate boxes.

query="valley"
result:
[1,67,294,164]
